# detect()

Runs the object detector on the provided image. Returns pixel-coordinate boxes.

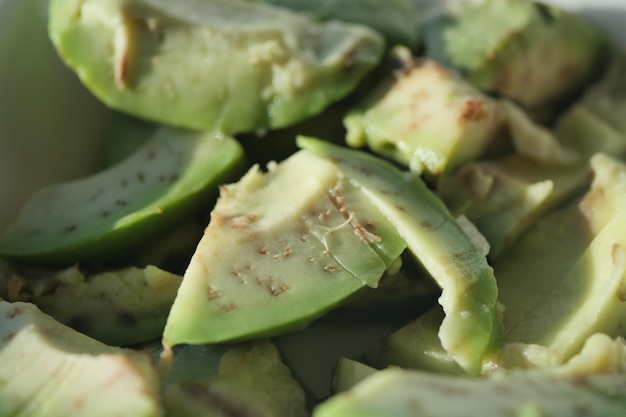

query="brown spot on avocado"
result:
[207,288,220,300]
[459,100,486,123]
[220,303,237,313]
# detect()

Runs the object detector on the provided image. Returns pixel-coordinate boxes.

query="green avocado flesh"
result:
[300,138,502,375]
[423,0,608,115]
[0,262,182,346]
[48,0,384,134]
[316,334,626,417]
[0,301,161,417]
[0,127,245,265]
[495,154,626,366]
[163,143,407,346]
[344,52,504,179]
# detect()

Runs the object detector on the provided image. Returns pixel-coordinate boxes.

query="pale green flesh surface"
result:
[0,128,244,264]
[163,149,406,345]
[495,154,626,363]
[299,137,502,375]
[345,56,502,178]
[0,301,161,417]
[315,335,626,417]
[48,0,384,134]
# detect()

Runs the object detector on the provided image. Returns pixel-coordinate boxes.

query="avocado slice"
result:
[299,137,502,375]
[495,154,626,365]
[0,126,245,265]
[344,50,505,180]
[0,262,182,346]
[315,334,626,417]
[423,0,609,118]
[161,340,308,417]
[48,0,384,134]
[163,146,407,346]
[251,0,421,49]
[0,301,162,417]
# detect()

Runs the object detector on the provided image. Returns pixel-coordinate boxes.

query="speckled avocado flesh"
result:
[163,142,407,346]
[299,137,502,375]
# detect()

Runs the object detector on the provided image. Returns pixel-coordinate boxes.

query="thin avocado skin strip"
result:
[2,0,626,416]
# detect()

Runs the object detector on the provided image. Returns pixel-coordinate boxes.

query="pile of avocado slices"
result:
[3,0,626,415]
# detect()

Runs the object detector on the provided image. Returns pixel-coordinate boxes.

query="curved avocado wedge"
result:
[315,334,626,417]
[48,0,385,134]
[0,301,162,417]
[163,147,407,346]
[299,137,502,375]
[0,127,245,265]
